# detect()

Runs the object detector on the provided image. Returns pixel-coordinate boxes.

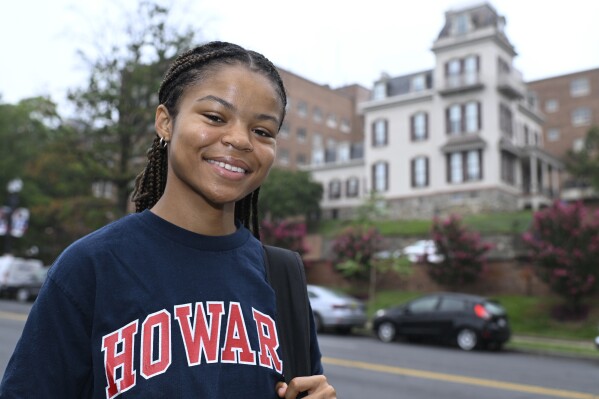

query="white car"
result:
[307,285,367,334]
[402,240,443,263]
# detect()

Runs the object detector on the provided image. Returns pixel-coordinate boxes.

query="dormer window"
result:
[373,81,387,100]
[411,75,426,92]
[454,13,470,35]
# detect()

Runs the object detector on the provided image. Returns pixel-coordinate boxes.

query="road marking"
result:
[323,356,599,399]
[0,311,28,322]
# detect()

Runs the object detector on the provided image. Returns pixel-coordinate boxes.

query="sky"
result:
[1,0,599,115]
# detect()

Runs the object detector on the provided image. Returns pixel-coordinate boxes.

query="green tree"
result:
[564,126,599,191]
[259,168,323,221]
[68,1,196,215]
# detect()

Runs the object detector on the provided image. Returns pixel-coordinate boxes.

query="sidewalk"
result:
[509,334,599,359]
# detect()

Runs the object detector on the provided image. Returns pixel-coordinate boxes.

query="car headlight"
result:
[375,309,386,317]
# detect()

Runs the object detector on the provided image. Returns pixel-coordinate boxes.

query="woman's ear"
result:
[155,104,172,142]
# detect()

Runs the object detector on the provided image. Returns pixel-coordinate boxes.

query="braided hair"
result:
[131,41,287,239]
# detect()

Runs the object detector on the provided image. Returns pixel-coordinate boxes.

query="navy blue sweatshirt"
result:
[0,211,322,398]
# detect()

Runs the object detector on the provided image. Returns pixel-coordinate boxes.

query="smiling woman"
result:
[0,41,336,399]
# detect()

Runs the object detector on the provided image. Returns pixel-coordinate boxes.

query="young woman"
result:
[0,41,336,399]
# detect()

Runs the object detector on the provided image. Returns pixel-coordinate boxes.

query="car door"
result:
[434,296,467,336]
[399,295,440,337]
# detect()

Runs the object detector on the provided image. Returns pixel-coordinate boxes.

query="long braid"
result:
[132,41,286,239]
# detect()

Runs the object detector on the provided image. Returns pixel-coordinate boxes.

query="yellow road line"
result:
[323,356,599,399]
[0,310,28,322]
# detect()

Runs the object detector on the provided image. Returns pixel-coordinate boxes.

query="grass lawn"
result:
[316,210,534,238]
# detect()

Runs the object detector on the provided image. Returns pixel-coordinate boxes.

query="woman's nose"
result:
[221,126,254,152]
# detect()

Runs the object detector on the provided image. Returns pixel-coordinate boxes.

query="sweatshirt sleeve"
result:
[0,264,94,398]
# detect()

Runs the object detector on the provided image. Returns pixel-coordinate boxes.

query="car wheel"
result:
[16,288,30,303]
[377,321,397,343]
[456,328,478,351]
[313,314,324,333]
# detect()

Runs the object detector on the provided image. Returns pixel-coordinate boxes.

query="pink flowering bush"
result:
[427,214,493,288]
[260,220,309,256]
[332,226,383,280]
[522,200,599,312]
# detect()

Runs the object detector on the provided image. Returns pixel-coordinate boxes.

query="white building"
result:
[305,2,562,220]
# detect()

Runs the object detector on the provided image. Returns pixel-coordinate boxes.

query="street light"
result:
[2,178,24,254]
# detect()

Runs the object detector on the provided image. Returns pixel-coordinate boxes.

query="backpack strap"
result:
[262,245,312,384]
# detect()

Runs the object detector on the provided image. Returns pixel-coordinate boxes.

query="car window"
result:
[484,301,506,316]
[438,297,465,312]
[408,296,438,313]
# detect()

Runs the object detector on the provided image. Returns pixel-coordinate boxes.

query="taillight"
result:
[474,304,491,320]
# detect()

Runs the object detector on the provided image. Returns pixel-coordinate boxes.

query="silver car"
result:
[307,284,367,334]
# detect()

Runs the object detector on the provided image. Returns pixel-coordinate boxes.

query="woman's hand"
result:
[276,375,336,398]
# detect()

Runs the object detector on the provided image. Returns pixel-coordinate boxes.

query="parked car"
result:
[307,284,367,334]
[595,326,599,349]
[402,240,443,263]
[0,255,47,302]
[372,292,511,351]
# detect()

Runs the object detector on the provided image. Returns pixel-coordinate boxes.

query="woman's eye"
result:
[205,114,223,123]
[254,129,274,138]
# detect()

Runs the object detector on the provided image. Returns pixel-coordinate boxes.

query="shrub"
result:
[260,220,309,256]
[522,201,599,313]
[427,214,493,288]
[331,225,383,280]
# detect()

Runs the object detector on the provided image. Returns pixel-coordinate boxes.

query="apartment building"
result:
[308,2,563,220]
[528,69,599,200]
[274,68,369,170]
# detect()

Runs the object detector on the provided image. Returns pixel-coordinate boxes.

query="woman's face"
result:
[157,64,284,211]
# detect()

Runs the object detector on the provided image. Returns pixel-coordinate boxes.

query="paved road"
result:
[1,300,598,398]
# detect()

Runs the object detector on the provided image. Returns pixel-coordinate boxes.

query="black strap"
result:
[262,245,312,384]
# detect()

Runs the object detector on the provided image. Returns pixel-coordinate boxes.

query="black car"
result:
[372,292,510,351]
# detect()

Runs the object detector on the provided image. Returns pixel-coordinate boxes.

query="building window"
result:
[411,156,429,188]
[501,151,516,185]
[466,150,481,180]
[346,177,359,198]
[573,138,585,152]
[445,55,479,87]
[312,132,322,148]
[329,179,341,199]
[297,153,307,166]
[545,99,558,113]
[278,149,289,165]
[448,104,462,134]
[411,112,428,141]
[278,123,290,139]
[312,107,323,123]
[372,161,389,192]
[572,107,591,126]
[465,101,479,133]
[297,101,308,117]
[373,81,387,100]
[338,142,350,162]
[570,78,590,97]
[453,13,470,35]
[340,118,351,133]
[447,151,482,183]
[446,101,480,135]
[411,74,426,92]
[296,128,307,142]
[372,119,388,147]
[312,148,324,165]
[463,55,478,85]
[499,103,513,137]
[326,114,337,128]
[449,153,463,183]
[547,128,560,142]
